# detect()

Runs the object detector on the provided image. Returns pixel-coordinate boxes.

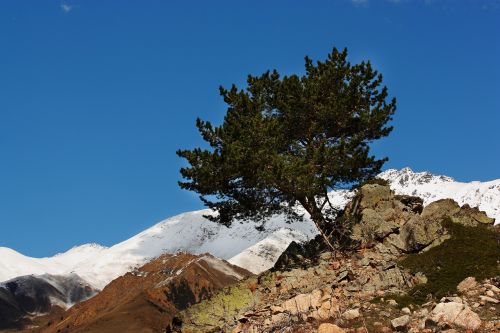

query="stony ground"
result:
[174,183,500,333]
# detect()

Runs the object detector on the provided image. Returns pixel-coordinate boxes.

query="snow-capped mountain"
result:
[379,168,500,223]
[0,273,97,328]
[0,168,497,292]
[0,212,319,290]
[0,244,107,285]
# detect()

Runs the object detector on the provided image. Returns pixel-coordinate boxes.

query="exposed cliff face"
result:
[174,184,499,333]
[34,253,252,333]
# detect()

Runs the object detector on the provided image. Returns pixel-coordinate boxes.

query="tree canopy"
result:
[177,47,396,249]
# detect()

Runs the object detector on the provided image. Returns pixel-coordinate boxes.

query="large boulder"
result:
[450,204,495,226]
[399,216,447,252]
[348,184,420,245]
[352,208,399,241]
[430,301,481,330]
[421,199,461,220]
[422,199,494,227]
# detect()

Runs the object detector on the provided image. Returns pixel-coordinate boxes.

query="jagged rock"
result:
[317,323,346,333]
[352,208,399,241]
[357,183,393,210]
[341,308,360,320]
[391,315,410,330]
[450,204,495,226]
[400,216,445,252]
[394,195,423,214]
[421,199,461,220]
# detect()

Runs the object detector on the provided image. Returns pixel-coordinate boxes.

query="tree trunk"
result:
[299,197,337,252]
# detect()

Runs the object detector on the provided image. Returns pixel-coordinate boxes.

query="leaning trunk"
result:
[300,197,337,252]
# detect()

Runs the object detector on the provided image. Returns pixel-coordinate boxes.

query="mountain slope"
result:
[0,274,97,330]
[38,253,251,333]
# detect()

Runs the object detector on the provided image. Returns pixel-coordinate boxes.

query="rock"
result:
[486,290,495,297]
[391,315,410,330]
[270,313,287,325]
[357,183,393,210]
[394,195,424,214]
[430,302,463,323]
[330,261,341,270]
[452,307,481,330]
[485,283,500,293]
[284,293,312,314]
[451,204,495,226]
[400,216,445,252]
[457,277,478,293]
[440,296,462,303]
[341,308,360,320]
[387,299,398,306]
[317,323,346,333]
[310,289,323,308]
[401,307,411,314]
[271,305,284,314]
[430,302,481,330]
[412,272,428,285]
[479,295,499,304]
[355,208,399,241]
[421,199,460,220]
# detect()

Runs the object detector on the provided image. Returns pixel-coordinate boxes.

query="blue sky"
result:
[0,0,499,257]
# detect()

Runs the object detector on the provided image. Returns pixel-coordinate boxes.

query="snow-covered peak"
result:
[379,167,455,187]
[53,243,108,256]
[0,243,107,286]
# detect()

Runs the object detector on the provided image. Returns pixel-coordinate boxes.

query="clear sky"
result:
[0,0,499,257]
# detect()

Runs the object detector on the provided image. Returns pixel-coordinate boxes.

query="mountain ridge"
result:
[1,168,497,291]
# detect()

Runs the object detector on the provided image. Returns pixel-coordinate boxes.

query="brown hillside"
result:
[32,252,251,333]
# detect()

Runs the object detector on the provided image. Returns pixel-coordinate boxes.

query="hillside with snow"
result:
[0,168,497,291]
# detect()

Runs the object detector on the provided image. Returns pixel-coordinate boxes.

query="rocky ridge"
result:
[174,182,499,333]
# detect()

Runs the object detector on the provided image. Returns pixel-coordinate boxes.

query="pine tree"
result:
[177,47,396,250]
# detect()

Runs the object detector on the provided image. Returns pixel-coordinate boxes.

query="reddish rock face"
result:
[37,253,251,333]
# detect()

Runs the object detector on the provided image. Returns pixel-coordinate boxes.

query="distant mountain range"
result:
[0,168,498,319]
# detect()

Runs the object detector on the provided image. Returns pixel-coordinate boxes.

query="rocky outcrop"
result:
[347,184,494,253]
[174,183,499,333]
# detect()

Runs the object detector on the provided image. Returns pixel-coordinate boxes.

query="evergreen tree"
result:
[177,47,396,249]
